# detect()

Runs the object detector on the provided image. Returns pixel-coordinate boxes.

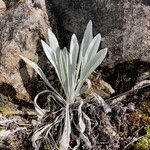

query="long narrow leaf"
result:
[76,20,93,83]
[75,48,107,95]
[59,104,71,150]
[48,28,59,51]
[70,35,79,97]
[59,51,66,84]
[82,48,108,81]
[41,40,58,71]
[78,101,85,133]
[82,34,101,68]
[34,90,51,118]
[78,101,91,148]
[59,50,68,96]
[20,55,59,95]
[80,20,93,57]
[32,124,52,150]
[70,34,79,74]
[79,133,92,148]
[89,34,101,60]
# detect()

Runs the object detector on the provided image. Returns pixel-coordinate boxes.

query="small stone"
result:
[0,0,6,12]
[127,103,135,112]
[34,0,42,9]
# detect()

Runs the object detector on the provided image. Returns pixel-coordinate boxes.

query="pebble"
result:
[0,0,6,12]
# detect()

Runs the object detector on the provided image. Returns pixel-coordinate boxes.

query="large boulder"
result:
[47,0,150,67]
[0,0,50,102]
[1,0,150,102]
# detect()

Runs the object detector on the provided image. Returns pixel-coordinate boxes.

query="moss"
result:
[118,132,124,137]
[128,101,150,126]
[31,76,47,91]
[0,107,11,117]
[140,101,150,115]
[7,140,19,146]
[0,127,4,131]
[8,96,13,101]
[128,101,150,149]
[135,125,150,150]
[126,60,135,70]
[44,144,51,150]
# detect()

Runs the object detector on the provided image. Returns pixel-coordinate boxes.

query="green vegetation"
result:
[128,101,150,150]
[135,125,150,150]
[128,101,150,126]
[0,107,11,117]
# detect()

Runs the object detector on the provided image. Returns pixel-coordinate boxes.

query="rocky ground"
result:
[0,61,149,150]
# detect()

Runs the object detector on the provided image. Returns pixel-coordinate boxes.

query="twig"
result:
[106,80,150,105]
[131,80,150,90]
[109,95,127,106]
[9,110,37,116]
[123,135,146,150]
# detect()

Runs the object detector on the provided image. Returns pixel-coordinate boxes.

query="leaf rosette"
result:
[20,20,108,150]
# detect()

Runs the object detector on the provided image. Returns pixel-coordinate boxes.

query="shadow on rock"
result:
[100,60,150,95]
[0,83,16,98]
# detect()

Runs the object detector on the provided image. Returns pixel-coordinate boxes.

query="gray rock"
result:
[47,0,150,67]
[0,0,49,101]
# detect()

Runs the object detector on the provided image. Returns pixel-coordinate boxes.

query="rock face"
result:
[47,0,150,67]
[0,0,150,102]
[0,0,49,101]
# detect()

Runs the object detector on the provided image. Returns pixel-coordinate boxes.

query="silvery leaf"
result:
[78,101,85,133]
[59,104,71,150]
[20,55,57,94]
[48,28,59,51]
[82,34,101,68]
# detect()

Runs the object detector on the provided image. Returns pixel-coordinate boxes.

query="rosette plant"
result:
[20,20,107,150]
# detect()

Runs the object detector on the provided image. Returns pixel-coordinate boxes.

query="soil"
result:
[0,60,149,150]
